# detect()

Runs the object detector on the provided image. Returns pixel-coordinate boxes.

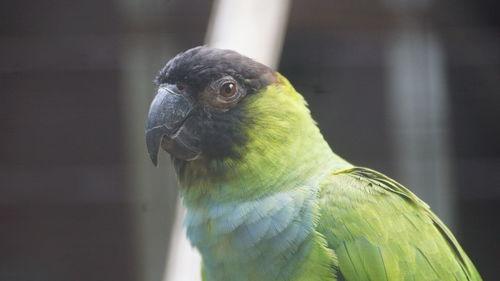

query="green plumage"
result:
[147,47,482,281]
[317,168,481,281]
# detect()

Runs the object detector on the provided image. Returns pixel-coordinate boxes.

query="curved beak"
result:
[145,85,194,166]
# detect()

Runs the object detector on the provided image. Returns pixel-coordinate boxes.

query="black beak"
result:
[145,84,198,166]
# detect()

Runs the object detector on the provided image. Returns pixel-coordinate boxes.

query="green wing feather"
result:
[317,167,482,281]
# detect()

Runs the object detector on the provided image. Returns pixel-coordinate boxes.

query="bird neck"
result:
[176,74,351,206]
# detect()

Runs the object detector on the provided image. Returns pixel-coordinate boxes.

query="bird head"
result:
[146,46,281,164]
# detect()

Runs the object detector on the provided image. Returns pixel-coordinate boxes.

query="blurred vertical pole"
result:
[205,0,291,68]
[117,1,180,281]
[385,1,455,227]
[163,1,291,281]
[121,38,179,281]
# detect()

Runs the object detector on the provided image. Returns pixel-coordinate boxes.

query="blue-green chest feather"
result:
[185,185,319,281]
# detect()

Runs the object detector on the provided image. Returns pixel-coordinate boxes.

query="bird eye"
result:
[219,82,237,98]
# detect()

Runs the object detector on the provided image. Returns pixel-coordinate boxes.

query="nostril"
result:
[177,83,186,91]
[161,136,175,151]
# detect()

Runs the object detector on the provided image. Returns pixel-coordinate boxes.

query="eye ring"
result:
[219,81,238,98]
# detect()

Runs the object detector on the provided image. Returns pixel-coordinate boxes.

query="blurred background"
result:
[1,0,499,280]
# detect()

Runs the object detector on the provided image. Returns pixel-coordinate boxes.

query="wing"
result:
[317,167,482,281]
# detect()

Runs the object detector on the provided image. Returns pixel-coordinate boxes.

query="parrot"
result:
[145,46,482,281]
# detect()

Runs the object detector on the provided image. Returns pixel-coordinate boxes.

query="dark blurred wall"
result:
[0,0,135,280]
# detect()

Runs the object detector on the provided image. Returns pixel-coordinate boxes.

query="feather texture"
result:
[317,167,482,281]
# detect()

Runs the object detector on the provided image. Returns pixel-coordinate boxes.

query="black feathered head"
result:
[145,46,276,165]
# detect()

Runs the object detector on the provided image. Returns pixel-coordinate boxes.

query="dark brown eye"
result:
[219,82,237,98]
